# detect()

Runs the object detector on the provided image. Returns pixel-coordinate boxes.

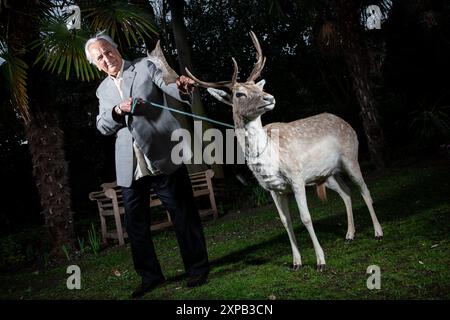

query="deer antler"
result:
[185,57,239,89]
[246,31,266,82]
[185,68,231,89]
[185,31,265,87]
[231,57,238,86]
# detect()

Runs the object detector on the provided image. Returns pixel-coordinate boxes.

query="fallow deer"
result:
[186,32,383,271]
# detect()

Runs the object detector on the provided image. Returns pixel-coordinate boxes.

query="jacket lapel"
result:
[122,60,137,99]
[104,78,122,104]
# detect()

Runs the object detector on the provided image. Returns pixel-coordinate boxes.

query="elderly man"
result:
[85,33,209,298]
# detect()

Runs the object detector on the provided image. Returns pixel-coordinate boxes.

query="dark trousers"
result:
[121,165,210,286]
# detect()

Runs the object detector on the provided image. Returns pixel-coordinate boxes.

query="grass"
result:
[0,156,449,300]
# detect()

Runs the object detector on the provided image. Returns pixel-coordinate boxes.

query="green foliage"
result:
[87,223,100,256]
[409,104,450,146]
[60,244,71,261]
[83,1,159,49]
[32,12,100,81]
[0,238,26,270]
[0,42,30,121]
[217,203,225,216]
[77,237,86,254]
[250,185,271,207]
[216,176,273,214]
[0,228,50,271]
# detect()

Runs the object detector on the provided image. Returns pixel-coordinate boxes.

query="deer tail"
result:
[316,182,327,202]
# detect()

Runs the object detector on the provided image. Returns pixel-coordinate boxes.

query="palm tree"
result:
[0,0,158,260]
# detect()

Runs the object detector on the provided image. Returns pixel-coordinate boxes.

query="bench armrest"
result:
[89,190,106,201]
[205,169,215,179]
[104,188,119,200]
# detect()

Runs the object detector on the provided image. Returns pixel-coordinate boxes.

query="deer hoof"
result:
[345,238,353,244]
[292,264,302,271]
[316,264,326,272]
[375,236,383,241]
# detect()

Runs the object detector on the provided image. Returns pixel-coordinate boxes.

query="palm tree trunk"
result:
[8,0,75,259]
[25,113,74,257]
[333,0,386,169]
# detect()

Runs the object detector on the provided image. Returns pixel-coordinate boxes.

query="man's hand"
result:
[115,98,133,114]
[176,75,196,94]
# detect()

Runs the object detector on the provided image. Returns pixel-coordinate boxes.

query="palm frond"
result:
[32,11,100,81]
[0,42,30,122]
[83,1,158,49]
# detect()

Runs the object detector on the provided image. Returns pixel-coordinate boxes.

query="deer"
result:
[186,31,383,271]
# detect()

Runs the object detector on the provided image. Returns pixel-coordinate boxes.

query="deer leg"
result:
[270,191,302,270]
[325,175,355,241]
[292,182,326,270]
[343,160,383,239]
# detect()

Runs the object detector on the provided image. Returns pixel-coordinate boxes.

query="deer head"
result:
[186,31,276,124]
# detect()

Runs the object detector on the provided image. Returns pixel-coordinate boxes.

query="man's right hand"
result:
[115,98,133,114]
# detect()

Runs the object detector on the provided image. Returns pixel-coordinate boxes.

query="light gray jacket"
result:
[96,58,190,187]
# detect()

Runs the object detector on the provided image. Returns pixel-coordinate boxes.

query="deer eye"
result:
[235,92,247,98]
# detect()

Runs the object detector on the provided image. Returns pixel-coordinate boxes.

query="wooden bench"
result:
[88,169,218,246]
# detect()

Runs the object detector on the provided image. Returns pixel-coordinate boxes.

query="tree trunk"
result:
[167,0,224,178]
[8,0,75,259]
[334,0,386,169]
[25,113,74,258]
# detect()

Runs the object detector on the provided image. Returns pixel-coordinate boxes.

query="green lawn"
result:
[1,157,449,300]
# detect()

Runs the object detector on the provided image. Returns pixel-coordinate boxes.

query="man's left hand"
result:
[176,75,196,94]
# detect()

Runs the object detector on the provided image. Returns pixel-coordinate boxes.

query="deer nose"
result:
[263,95,275,104]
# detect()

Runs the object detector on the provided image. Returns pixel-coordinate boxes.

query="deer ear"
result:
[256,79,266,89]
[207,88,233,106]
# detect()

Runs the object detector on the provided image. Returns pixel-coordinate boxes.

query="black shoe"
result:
[186,273,208,288]
[131,278,165,298]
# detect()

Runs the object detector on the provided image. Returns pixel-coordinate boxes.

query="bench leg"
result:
[166,210,172,224]
[209,192,218,220]
[99,214,108,245]
[113,211,125,246]
[205,172,218,221]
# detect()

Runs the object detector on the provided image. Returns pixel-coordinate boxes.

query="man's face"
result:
[88,39,122,77]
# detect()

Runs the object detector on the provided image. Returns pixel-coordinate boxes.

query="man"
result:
[85,33,209,298]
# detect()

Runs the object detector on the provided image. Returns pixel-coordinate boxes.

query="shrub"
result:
[0,237,26,270]
[0,227,50,271]
[250,184,271,207]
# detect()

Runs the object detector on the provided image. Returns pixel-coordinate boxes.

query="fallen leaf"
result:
[268,294,276,300]
[418,260,424,265]
[113,269,121,277]
[431,244,439,249]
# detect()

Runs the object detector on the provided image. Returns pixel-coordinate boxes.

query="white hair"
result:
[85,32,118,64]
